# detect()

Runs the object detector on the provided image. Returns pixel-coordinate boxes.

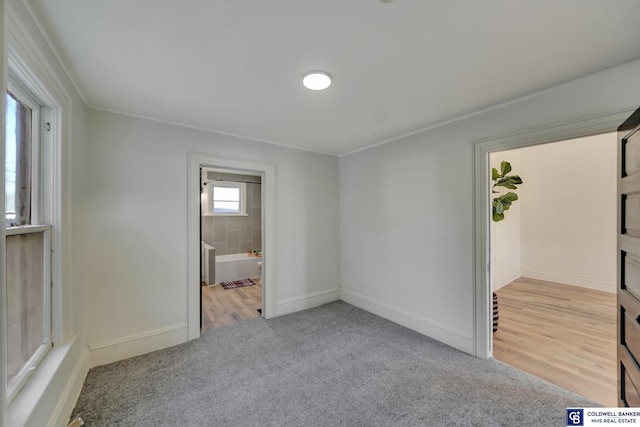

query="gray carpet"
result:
[71,301,595,426]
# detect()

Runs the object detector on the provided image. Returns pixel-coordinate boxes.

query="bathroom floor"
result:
[201,278,262,332]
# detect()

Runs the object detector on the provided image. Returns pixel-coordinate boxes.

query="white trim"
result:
[5,224,49,235]
[3,4,76,426]
[188,152,276,340]
[20,0,89,106]
[473,141,492,360]
[7,6,73,345]
[47,348,89,427]
[88,324,188,368]
[94,106,337,156]
[340,289,473,354]
[273,288,341,317]
[202,166,261,176]
[340,59,640,158]
[5,76,42,226]
[5,226,52,403]
[473,109,634,359]
[521,271,615,294]
[6,336,81,427]
[0,1,7,423]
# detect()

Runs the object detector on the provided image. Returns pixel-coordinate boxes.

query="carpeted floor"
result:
[71,301,595,426]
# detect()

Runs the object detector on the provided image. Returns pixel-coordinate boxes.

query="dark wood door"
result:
[618,107,640,407]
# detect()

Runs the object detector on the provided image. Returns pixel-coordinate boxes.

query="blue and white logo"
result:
[566,408,584,426]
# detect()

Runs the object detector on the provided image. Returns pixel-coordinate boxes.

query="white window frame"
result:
[5,77,42,226]
[5,225,51,401]
[4,44,67,404]
[4,72,53,403]
[204,181,247,216]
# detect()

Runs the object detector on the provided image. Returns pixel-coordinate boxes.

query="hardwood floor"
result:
[201,278,262,332]
[493,277,617,406]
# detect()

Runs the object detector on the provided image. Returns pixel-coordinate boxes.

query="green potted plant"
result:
[492,161,523,222]
[491,160,523,332]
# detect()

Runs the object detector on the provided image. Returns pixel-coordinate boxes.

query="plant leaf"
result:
[494,176,521,189]
[509,175,523,185]
[502,192,518,202]
[494,199,504,214]
[491,160,522,222]
[495,193,518,211]
[492,168,500,180]
[500,161,512,176]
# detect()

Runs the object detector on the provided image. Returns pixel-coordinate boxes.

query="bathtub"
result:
[201,242,215,286]
[215,253,261,284]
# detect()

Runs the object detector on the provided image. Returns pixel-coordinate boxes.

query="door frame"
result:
[473,109,634,358]
[187,152,276,341]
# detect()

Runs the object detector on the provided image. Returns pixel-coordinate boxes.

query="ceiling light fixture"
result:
[302,71,332,91]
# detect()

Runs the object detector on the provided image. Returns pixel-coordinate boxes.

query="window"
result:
[205,181,247,216]
[5,79,51,401]
[5,90,37,227]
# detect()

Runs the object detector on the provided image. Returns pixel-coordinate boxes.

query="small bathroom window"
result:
[204,181,247,216]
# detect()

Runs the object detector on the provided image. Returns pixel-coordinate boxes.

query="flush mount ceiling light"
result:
[302,71,332,91]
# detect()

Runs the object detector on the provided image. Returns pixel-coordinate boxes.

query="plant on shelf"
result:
[492,160,523,222]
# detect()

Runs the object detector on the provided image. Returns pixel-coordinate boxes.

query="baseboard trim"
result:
[492,271,521,291]
[521,270,615,293]
[48,348,89,427]
[340,289,473,354]
[88,324,188,368]
[274,288,341,317]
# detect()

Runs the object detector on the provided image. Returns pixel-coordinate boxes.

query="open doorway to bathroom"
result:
[200,167,264,331]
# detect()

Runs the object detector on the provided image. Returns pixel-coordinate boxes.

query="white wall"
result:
[520,133,617,292]
[340,60,640,354]
[83,110,341,360]
[490,150,522,290]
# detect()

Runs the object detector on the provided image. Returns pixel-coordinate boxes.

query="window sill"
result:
[203,213,249,217]
[7,335,80,427]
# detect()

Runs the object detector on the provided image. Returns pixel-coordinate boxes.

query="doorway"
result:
[472,111,636,403]
[488,136,617,405]
[200,168,263,331]
[187,153,275,341]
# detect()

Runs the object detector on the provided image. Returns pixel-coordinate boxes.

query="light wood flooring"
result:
[201,279,262,332]
[493,277,617,406]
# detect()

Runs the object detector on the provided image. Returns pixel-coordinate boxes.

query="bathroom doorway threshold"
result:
[188,152,275,341]
[201,279,263,332]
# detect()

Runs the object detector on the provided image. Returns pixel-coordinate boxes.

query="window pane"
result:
[214,201,240,213]
[213,186,239,202]
[5,91,32,226]
[6,232,44,386]
[5,93,17,222]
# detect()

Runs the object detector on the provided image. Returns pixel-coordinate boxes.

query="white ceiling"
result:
[26,0,640,155]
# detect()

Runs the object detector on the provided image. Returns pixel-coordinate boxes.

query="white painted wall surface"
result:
[84,110,340,352]
[490,149,522,291]
[340,60,640,354]
[520,133,617,292]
